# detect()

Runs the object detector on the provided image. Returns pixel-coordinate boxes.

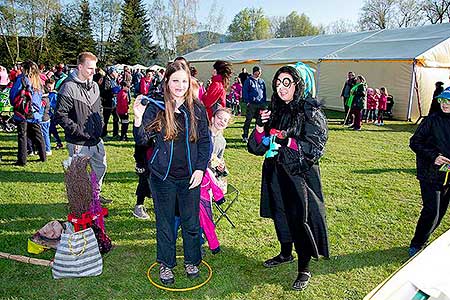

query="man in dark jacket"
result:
[242,66,267,142]
[409,87,450,257]
[341,72,356,124]
[100,66,120,138]
[55,52,112,204]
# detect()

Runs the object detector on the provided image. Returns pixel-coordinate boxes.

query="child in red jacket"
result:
[116,81,130,141]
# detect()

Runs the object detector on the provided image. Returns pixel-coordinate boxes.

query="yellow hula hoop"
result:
[146,256,213,292]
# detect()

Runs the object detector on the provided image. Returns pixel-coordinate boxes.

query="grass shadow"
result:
[352,168,416,175]
[0,170,139,183]
[316,246,407,276]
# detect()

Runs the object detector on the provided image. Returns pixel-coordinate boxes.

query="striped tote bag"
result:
[52,225,103,279]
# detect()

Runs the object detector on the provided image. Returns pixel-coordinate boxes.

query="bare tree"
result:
[358,0,397,30]
[150,0,199,56]
[91,0,121,62]
[0,0,21,64]
[199,0,225,46]
[396,0,426,27]
[270,16,284,37]
[326,19,357,34]
[421,0,450,23]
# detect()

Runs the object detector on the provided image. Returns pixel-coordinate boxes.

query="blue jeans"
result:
[150,174,201,268]
[40,120,51,152]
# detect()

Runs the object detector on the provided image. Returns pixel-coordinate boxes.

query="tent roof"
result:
[184,23,450,63]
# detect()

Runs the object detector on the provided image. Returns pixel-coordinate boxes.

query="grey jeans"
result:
[67,140,107,192]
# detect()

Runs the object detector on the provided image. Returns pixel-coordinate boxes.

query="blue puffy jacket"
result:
[9,74,43,123]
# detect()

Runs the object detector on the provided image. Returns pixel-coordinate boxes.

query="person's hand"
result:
[133,95,146,127]
[435,155,450,166]
[189,170,204,189]
[217,162,225,172]
[256,109,271,132]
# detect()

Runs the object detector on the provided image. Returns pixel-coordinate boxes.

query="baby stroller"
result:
[0,88,16,132]
[384,95,394,120]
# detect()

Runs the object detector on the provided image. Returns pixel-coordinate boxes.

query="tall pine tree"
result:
[77,0,96,54]
[115,0,157,64]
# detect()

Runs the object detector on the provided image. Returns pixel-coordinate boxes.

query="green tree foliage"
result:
[227,8,271,41]
[115,0,157,65]
[275,11,321,38]
[44,1,95,65]
[76,0,96,54]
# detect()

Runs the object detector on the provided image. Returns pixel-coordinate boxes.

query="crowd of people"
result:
[340,71,393,130]
[3,52,450,292]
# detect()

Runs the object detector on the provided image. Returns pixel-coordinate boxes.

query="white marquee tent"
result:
[184,23,450,121]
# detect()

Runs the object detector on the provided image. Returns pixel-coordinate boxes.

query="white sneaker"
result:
[46,151,52,156]
[133,205,150,219]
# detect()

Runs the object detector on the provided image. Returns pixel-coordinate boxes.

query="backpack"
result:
[13,77,33,120]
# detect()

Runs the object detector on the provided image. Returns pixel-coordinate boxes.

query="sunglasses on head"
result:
[275,77,296,88]
[437,98,450,104]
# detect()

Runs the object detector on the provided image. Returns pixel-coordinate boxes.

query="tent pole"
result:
[407,60,416,122]
[317,59,321,95]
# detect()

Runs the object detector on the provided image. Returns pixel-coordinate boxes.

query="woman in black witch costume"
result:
[247,62,329,291]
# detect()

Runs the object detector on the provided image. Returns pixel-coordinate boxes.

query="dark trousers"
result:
[150,174,201,268]
[102,107,119,137]
[410,181,450,248]
[350,107,362,129]
[136,173,151,205]
[16,121,46,165]
[242,103,265,138]
[377,109,385,123]
[118,113,129,139]
[49,117,62,145]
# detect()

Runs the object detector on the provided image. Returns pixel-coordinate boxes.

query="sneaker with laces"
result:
[159,264,174,285]
[263,254,294,268]
[133,205,149,219]
[185,264,199,279]
[46,151,52,156]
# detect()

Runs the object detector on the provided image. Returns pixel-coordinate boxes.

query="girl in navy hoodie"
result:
[133,61,210,285]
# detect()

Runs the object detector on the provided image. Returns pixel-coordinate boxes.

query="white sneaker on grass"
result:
[133,205,149,219]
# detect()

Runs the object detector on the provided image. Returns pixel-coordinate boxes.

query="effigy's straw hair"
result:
[64,156,92,218]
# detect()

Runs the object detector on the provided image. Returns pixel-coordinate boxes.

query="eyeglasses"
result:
[437,98,450,104]
[275,77,295,88]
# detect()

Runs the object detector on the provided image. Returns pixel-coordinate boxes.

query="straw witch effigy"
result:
[64,156,92,218]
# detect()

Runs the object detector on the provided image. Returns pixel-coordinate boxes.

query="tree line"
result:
[0,0,449,68]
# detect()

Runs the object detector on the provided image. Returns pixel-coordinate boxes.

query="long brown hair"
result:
[213,60,232,90]
[22,60,42,91]
[146,61,198,142]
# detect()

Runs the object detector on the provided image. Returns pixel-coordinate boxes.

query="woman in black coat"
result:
[409,88,450,257]
[247,63,329,291]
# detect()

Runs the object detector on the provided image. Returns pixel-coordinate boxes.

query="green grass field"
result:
[1,111,448,300]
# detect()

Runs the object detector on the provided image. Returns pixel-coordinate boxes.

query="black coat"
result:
[350,83,366,109]
[410,111,450,184]
[247,97,329,258]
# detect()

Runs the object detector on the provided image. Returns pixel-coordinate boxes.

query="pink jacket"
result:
[199,168,224,250]
[378,94,387,111]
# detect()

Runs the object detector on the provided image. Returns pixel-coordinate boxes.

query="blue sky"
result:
[198,0,365,32]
